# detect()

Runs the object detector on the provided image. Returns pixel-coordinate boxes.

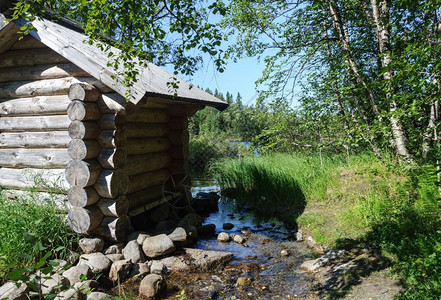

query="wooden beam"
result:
[126,152,171,176]
[0,77,102,98]
[126,137,171,155]
[0,115,70,131]
[0,95,70,116]
[127,168,169,194]
[124,123,169,138]
[124,108,170,123]
[0,63,89,83]
[0,131,70,148]
[0,48,69,68]
[0,148,70,168]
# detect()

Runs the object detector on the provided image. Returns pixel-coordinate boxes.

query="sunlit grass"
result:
[0,192,79,280]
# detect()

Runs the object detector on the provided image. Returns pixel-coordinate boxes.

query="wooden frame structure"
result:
[0,14,227,241]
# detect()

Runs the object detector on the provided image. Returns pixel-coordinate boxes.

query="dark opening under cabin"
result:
[0,13,227,241]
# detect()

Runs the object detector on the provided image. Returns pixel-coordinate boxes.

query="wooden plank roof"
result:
[0,14,228,111]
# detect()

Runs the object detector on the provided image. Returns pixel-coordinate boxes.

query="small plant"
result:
[0,192,79,280]
[176,289,188,300]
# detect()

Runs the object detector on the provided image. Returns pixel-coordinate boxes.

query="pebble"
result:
[233,234,245,244]
[236,277,252,286]
[217,232,230,243]
[281,249,290,257]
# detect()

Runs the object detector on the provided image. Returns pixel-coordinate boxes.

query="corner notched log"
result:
[93,169,129,198]
[90,216,131,241]
[68,205,104,233]
[68,139,100,160]
[68,83,101,102]
[65,159,102,187]
[67,185,100,207]
[67,101,101,121]
[96,130,125,148]
[96,196,129,217]
[98,93,127,115]
[98,148,126,169]
[68,121,100,139]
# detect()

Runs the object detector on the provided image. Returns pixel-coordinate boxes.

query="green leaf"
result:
[8,269,24,281]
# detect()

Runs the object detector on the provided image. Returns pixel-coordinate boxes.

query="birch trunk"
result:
[370,0,413,162]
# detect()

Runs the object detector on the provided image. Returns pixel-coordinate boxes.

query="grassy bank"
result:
[214,153,441,299]
[0,193,79,280]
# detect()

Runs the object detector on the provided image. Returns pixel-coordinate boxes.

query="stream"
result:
[163,178,319,299]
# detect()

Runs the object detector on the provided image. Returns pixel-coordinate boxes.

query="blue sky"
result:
[188,55,263,106]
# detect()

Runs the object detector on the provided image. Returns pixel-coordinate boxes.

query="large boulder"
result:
[78,252,112,273]
[139,274,166,299]
[167,227,187,243]
[158,248,233,272]
[55,287,81,300]
[0,281,29,300]
[62,264,91,285]
[87,292,110,300]
[109,259,133,282]
[73,280,99,292]
[40,274,70,295]
[79,238,104,254]
[142,234,176,258]
[129,262,150,278]
[123,240,146,263]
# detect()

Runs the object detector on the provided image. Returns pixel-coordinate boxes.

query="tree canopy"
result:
[3,0,228,88]
[224,0,440,164]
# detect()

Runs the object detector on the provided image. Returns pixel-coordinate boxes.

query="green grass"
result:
[213,152,346,219]
[214,152,441,299]
[0,192,79,280]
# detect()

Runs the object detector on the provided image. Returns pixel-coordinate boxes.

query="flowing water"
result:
[163,178,319,299]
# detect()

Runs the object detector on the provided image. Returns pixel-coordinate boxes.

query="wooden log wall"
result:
[66,83,132,241]
[125,102,175,217]
[0,36,199,241]
[0,36,98,194]
[126,103,193,217]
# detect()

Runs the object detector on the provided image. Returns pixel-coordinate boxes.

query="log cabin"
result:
[0,13,227,241]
